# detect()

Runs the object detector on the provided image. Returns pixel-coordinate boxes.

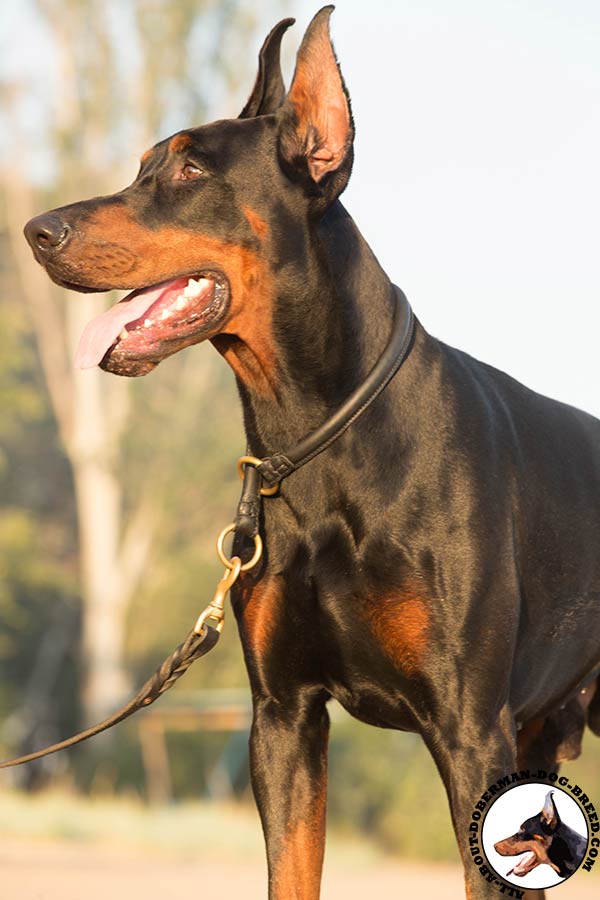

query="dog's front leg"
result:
[250,691,330,900]
[424,704,519,899]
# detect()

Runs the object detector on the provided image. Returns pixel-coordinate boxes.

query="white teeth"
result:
[119,328,128,340]
[160,308,172,320]
[184,280,203,299]
[175,295,188,310]
[144,318,152,328]
[198,277,211,288]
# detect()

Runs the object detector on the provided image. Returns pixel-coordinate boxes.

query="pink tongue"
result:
[74,281,178,369]
[513,852,535,874]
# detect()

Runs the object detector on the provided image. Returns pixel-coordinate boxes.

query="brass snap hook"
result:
[194,557,243,635]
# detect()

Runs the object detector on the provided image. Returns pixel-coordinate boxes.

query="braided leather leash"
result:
[0,622,220,768]
[0,562,244,768]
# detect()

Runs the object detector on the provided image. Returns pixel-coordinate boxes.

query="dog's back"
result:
[399,326,600,720]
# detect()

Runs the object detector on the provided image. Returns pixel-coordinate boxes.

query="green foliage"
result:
[328,718,458,861]
[0,506,79,757]
[123,355,249,687]
[0,274,78,734]
[0,301,44,448]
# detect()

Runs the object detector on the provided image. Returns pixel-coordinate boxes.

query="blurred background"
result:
[0,0,599,897]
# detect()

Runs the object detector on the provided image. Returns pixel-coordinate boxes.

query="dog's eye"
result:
[179,163,204,180]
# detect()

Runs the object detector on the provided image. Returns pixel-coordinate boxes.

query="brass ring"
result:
[237,456,279,497]
[216,523,263,572]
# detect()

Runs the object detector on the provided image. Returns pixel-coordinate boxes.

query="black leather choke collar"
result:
[234,286,415,539]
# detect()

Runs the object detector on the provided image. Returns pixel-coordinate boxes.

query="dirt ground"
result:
[0,839,597,900]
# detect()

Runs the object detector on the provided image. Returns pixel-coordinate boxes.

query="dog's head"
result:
[493,790,562,878]
[23,6,355,384]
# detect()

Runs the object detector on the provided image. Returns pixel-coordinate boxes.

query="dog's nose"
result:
[24,214,70,252]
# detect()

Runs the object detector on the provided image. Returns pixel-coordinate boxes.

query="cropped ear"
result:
[542,791,560,829]
[239,18,295,119]
[278,5,354,205]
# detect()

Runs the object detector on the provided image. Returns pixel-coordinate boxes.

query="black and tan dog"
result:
[494,790,587,881]
[22,7,600,899]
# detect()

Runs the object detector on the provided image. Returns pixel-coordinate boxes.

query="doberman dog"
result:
[22,6,600,899]
[494,790,587,881]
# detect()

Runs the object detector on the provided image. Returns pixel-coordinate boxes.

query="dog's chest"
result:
[314,587,432,731]
[234,561,433,731]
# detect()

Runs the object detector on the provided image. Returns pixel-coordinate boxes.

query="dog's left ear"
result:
[239,18,295,118]
[542,791,560,830]
[278,5,354,207]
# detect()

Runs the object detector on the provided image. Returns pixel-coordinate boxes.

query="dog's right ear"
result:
[239,18,295,119]
[277,6,354,211]
[542,791,560,830]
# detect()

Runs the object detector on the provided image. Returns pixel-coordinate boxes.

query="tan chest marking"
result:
[366,587,431,676]
[239,575,283,656]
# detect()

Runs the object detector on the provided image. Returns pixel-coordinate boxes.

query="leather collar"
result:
[235,286,415,538]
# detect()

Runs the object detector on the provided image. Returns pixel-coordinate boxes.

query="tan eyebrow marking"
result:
[169,133,193,153]
[243,206,269,240]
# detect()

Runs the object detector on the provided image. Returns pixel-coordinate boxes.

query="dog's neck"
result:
[215,201,397,457]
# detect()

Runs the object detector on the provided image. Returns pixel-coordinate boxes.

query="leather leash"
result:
[0,287,414,768]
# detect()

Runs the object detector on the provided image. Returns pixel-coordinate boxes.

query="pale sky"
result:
[291,0,600,418]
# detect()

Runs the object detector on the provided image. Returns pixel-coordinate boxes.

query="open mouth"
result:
[74,271,230,376]
[507,851,537,877]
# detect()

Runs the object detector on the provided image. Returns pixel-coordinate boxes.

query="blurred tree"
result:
[0,0,283,742]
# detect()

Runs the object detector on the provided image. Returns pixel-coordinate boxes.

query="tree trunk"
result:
[67,297,137,721]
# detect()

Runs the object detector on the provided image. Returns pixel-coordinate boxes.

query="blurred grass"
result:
[0,721,598,872]
[328,720,458,862]
[0,788,262,858]
[0,786,382,867]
